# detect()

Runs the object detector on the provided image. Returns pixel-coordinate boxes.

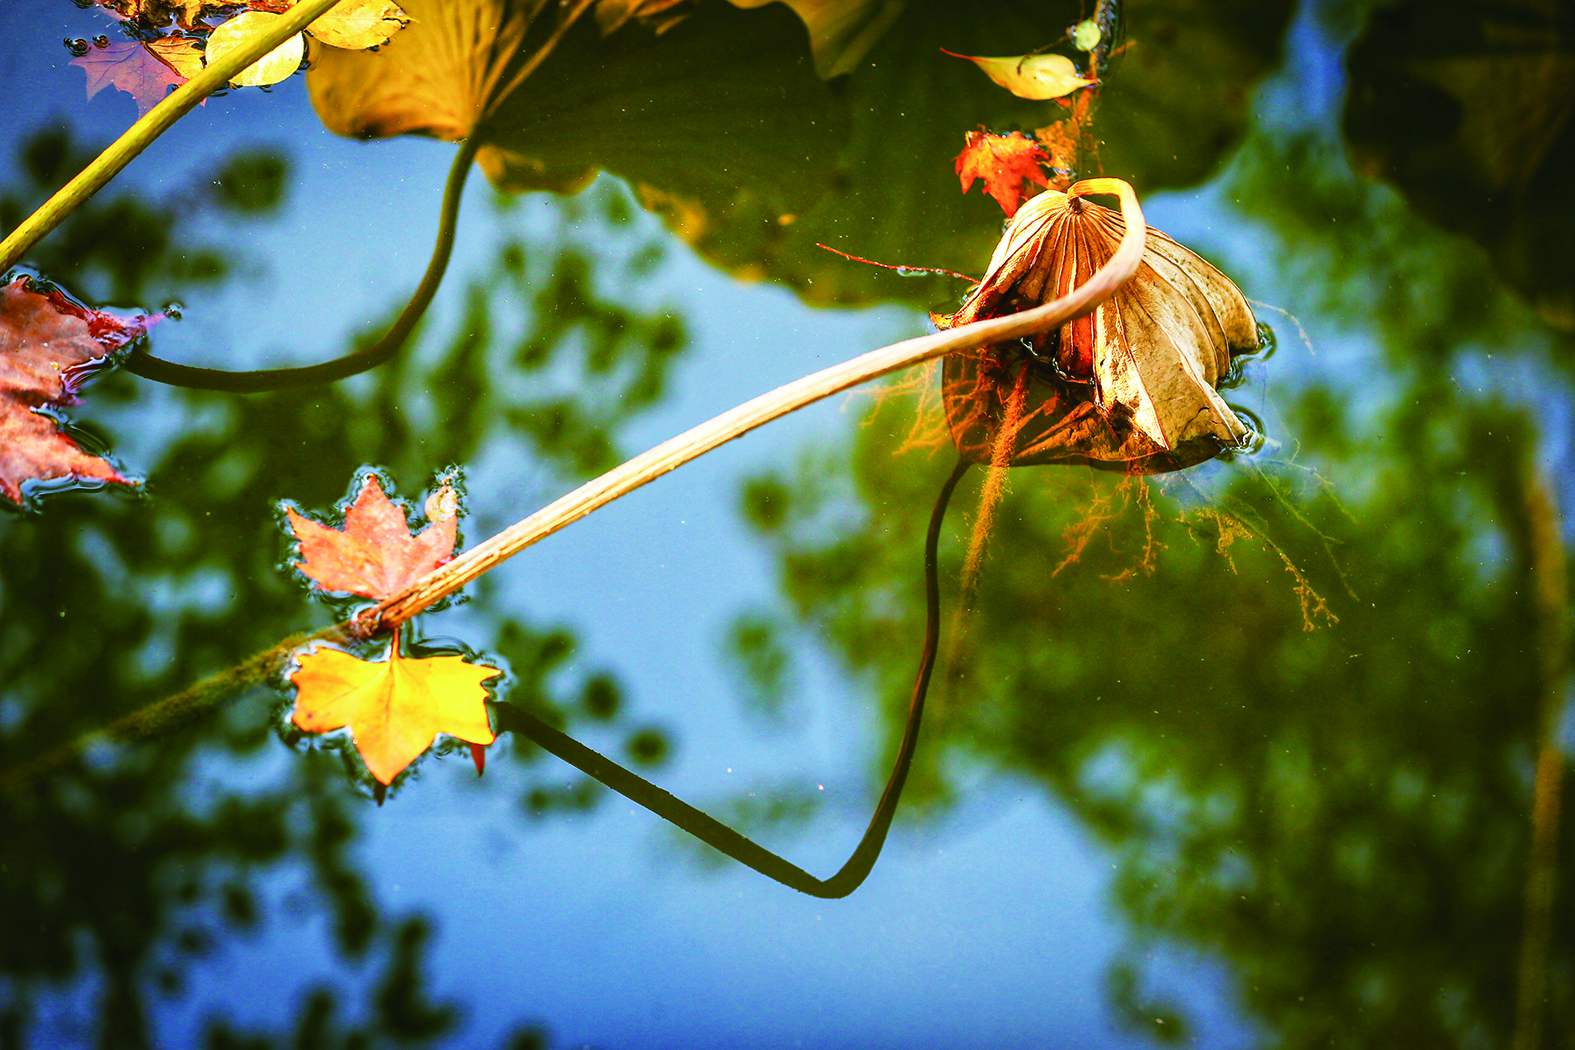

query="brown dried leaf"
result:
[0,278,153,504]
[940,187,1258,474]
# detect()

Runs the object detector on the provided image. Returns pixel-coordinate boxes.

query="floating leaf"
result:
[943,49,1094,100]
[290,636,499,785]
[285,474,458,600]
[955,129,1049,217]
[940,186,1258,473]
[1070,18,1100,51]
[71,36,204,116]
[305,0,411,50]
[307,0,541,141]
[0,277,154,505]
[206,10,305,87]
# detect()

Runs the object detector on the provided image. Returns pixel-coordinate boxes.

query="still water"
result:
[2,0,1572,1047]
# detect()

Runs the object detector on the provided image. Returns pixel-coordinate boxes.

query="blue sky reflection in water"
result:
[1,0,1572,1048]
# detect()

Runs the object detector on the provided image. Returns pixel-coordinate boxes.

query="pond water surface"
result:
[2,1,1573,1048]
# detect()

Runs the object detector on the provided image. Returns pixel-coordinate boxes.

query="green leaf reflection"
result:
[0,132,682,1046]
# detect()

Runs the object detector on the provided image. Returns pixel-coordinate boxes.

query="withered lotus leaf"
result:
[941,185,1259,474]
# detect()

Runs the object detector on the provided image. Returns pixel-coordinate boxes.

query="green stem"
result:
[0,0,346,273]
[497,458,972,898]
[0,624,353,795]
[122,136,479,391]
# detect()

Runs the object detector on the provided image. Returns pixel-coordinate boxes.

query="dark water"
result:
[2,1,1572,1047]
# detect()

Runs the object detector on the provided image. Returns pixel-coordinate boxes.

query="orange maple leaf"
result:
[955,129,1050,217]
[290,634,500,785]
[71,36,204,117]
[285,474,457,600]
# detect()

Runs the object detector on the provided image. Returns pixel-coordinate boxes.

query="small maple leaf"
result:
[71,36,204,117]
[290,634,500,785]
[956,130,1050,217]
[0,277,155,505]
[286,474,458,600]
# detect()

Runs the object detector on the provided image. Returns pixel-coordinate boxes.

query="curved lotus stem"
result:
[368,180,1146,630]
[495,457,974,898]
[123,136,480,391]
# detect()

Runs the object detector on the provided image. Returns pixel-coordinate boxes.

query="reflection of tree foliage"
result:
[1341,0,1575,332]
[1228,110,1572,372]
[0,131,685,1047]
[735,66,1575,1031]
[745,373,1571,1045]
[0,129,264,307]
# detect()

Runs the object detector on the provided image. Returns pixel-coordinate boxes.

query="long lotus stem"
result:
[0,0,345,273]
[367,178,1146,631]
[0,182,1146,794]
[497,457,973,898]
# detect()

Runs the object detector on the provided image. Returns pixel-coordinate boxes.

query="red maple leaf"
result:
[71,36,203,117]
[955,129,1051,217]
[0,277,154,505]
[285,475,458,600]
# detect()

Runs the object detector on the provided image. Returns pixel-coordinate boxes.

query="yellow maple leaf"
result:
[290,634,499,785]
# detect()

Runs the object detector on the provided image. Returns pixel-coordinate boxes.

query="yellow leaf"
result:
[290,637,499,785]
[206,11,305,87]
[307,0,411,50]
[946,50,1095,101]
[306,0,537,141]
[145,35,204,81]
